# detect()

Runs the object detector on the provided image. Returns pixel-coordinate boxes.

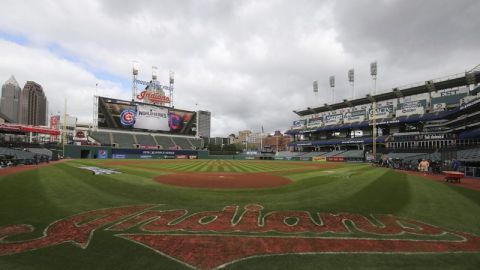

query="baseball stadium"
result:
[1,64,480,270]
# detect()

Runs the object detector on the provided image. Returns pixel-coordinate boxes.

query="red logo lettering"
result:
[1,204,479,270]
[136,90,170,104]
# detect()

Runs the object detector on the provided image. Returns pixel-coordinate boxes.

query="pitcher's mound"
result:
[154,172,291,189]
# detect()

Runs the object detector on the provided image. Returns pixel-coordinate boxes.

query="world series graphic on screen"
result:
[97,96,196,135]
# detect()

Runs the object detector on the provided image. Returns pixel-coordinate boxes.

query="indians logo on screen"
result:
[120,109,136,126]
[136,90,170,104]
[1,204,479,270]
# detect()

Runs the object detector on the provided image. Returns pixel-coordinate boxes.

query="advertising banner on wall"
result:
[343,109,366,123]
[432,103,446,112]
[368,100,396,119]
[98,149,108,159]
[395,100,426,117]
[369,105,394,119]
[431,87,468,106]
[307,117,323,128]
[324,114,343,125]
[292,120,306,129]
[312,156,327,162]
[327,156,345,162]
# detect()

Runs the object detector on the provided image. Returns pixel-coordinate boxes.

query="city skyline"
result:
[1,76,48,126]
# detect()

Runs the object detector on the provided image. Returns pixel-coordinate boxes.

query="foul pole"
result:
[371,62,378,159]
[62,97,67,155]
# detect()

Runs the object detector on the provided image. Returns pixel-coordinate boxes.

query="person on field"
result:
[451,159,460,171]
[418,159,429,175]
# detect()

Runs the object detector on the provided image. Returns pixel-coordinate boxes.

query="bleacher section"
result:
[112,133,135,148]
[324,150,347,157]
[27,148,53,158]
[171,137,194,150]
[188,138,203,149]
[287,66,480,162]
[457,148,480,161]
[337,150,364,158]
[88,130,204,150]
[0,147,35,159]
[89,131,112,145]
[135,134,157,147]
[154,135,176,149]
[384,152,441,162]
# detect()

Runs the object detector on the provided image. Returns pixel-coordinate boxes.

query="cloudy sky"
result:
[0,0,479,136]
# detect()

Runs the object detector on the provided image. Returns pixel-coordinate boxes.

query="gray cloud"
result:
[0,0,479,136]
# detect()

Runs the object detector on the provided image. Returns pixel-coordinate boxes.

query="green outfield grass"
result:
[1,159,479,269]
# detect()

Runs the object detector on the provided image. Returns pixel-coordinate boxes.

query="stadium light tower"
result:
[348,68,355,99]
[313,80,319,104]
[329,76,335,103]
[169,71,175,107]
[151,66,158,95]
[152,66,158,81]
[370,61,378,159]
[132,61,139,101]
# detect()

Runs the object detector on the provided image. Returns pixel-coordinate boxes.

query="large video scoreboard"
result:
[97,96,196,136]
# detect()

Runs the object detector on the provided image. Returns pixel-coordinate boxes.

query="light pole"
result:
[348,68,355,99]
[371,61,378,159]
[329,76,335,103]
[169,71,175,107]
[132,61,139,101]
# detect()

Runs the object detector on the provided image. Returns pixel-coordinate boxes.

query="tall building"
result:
[197,110,211,138]
[262,131,291,152]
[19,81,47,126]
[0,75,21,122]
[238,130,252,142]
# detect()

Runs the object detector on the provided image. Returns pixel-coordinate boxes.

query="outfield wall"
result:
[64,145,208,159]
[64,145,364,163]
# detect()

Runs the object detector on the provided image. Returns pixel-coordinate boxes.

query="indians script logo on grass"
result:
[1,204,480,269]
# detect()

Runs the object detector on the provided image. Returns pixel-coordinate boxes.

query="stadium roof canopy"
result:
[294,65,480,116]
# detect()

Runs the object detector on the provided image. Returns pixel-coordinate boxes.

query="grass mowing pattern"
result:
[0,159,479,269]
[104,160,313,173]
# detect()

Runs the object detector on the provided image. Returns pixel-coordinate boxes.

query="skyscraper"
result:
[19,81,47,126]
[197,110,211,138]
[0,75,21,122]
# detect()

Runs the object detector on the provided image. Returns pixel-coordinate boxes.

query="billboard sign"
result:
[324,114,343,125]
[98,149,108,159]
[327,156,345,162]
[344,109,366,123]
[312,156,327,162]
[369,101,395,119]
[432,103,446,111]
[50,115,60,129]
[97,97,196,135]
[396,100,426,117]
[292,120,306,129]
[307,117,323,128]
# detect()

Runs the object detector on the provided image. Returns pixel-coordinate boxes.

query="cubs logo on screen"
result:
[168,113,182,131]
[120,109,136,126]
